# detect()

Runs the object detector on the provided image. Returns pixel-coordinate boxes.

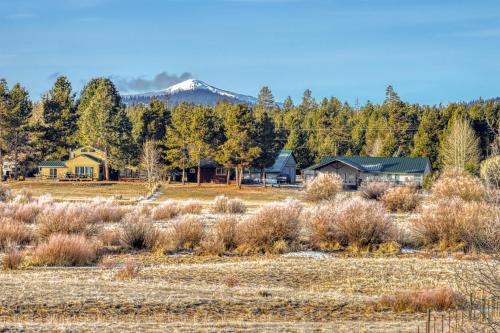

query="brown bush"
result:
[151,200,181,220]
[2,250,25,270]
[211,196,247,214]
[432,168,487,202]
[378,288,463,312]
[115,260,141,280]
[32,234,98,266]
[11,188,33,204]
[235,199,302,252]
[11,203,42,224]
[87,198,130,223]
[304,173,342,202]
[168,215,205,251]
[361,181,390,200]
[412,198,499,251]
[179,200,203,215]
[120,216,159,250]
[0,218,33,249]
[382,186,420,212]
[200,216,238,254]
[36,204,97,238]
[309,197,395,248]
[0,186,12,202]
[97,228,122,246]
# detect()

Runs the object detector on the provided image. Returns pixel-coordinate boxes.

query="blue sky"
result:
[1,0,499,104]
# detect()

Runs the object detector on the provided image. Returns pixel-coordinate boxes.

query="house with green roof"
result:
[37,146,106,180]
[303,156,431,188]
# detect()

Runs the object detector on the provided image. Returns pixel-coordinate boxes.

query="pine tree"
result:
[77,78,133,180]
[411,106,443,168]
[38,76,77,160]
[0,83,33,179]
[218,103,261,188]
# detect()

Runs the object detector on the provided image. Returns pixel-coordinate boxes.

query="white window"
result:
[49,168,57,178]
[189,168,196,174]
[216,167,226,176]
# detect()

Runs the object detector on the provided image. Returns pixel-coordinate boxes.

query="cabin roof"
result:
[306,156,430,174]
[38,161,66,168]
[266,150,295,173]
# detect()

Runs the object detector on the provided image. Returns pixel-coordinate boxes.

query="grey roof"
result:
[306,156,430,174]
[266,150,295,173]
[38,161,66,167]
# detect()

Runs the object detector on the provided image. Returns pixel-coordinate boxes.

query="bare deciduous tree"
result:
[141,140,161,192]
[442,118,480,172]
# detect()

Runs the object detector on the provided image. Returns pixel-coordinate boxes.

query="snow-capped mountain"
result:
[122,79,258,106]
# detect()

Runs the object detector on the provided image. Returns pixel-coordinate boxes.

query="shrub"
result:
[361,181,390,200]
[11,188,33,204]
[87,197,130,223]
[11,203,42,224]
[120,216,159,250]
[235,199,302,252]
[168,215,205,251]
[480,155,500,187]
[431,168,487,202]
[378,288,463,312]
[412,198,499,251]
[2,250,24,270]
[115,260,141,280]
[97,228,122,246]
[151,200,181,220]
[200,216,238,254]
[36,203,96,238]
[211,196,247,214]
[0,218,32,249]
[0,186,12,202]
[382,186,420,212]
[32,234,98,266]
[304,173,342,202]
[309,197,395,248]
[179,200,203,215]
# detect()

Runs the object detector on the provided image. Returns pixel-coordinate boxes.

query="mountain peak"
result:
[123,79,258,106]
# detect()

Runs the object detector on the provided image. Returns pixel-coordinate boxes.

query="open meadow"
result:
[0,171,498,332]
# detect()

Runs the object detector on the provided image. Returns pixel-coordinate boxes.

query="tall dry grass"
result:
[2,250,24,270]
[0,217,33,249]
[382,186,420,212]
[150,200,203,221]
[36,203,97,238]
[378,288,463,312]
[235,199,303,253]
[412,198,499,251]
[304,173,342,202]
[309,197,395,249]
[167,215,205,251]
[32,234,98,266]
[120,215,159,250]
[431,168,487,202]
[211,196,247,214]
[200,216,238,254]
[361,181,390,200]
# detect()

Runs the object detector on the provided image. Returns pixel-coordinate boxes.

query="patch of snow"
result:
[400,247,418,254]
[282,251,329,259]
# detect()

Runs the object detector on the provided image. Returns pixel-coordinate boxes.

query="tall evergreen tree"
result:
[77,78,133,180]
[37,76,77,160]
[0,83,33,179]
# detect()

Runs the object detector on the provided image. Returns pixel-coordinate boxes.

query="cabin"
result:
[38,146,106,180]
[186,159,232,184]
[303,156,431,189]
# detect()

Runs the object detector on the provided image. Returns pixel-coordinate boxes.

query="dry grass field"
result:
[0,253,466,332]
[5,180,149,201]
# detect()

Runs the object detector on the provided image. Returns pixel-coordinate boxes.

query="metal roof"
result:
[266,150,295,173]
[38,161,66,168]
[306,156,430,174]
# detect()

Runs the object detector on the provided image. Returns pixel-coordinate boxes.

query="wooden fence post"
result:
[426,309,431,333]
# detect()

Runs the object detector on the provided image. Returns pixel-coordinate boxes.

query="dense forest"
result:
[0,76,498,182]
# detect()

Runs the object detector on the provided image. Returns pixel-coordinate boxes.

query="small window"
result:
[189,168,196,174]
[49,168,57,178]
[216,167,226,176]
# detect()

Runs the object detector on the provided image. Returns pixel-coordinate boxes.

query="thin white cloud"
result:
[440,28,500,39]
[6,13,37,20]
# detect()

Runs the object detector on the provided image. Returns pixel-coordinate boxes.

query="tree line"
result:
[0,76,498,184]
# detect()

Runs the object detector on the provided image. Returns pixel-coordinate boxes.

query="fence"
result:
[415,294,499,333]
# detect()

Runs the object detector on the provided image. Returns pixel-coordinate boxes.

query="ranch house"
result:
[38,146,108,180]
[303,156,431,188]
